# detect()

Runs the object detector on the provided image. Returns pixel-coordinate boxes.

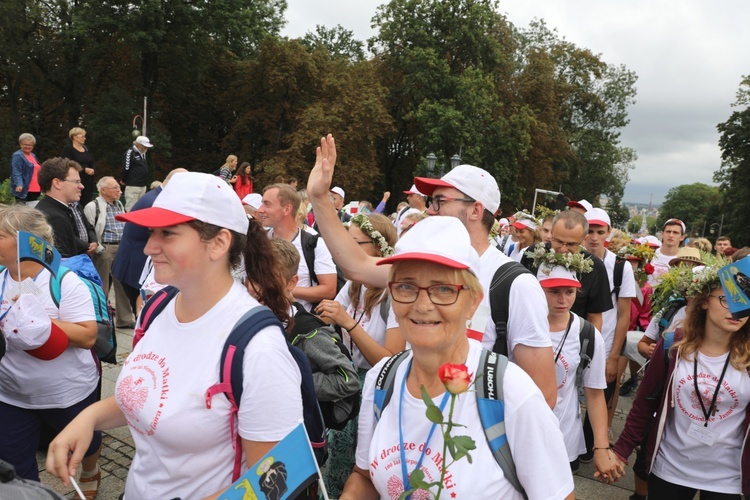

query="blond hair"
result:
[0,205,54,246]
[68,127,85,139]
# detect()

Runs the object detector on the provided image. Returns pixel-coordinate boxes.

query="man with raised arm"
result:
[306,135,556,408]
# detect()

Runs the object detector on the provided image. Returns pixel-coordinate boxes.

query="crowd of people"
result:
[2,131,749,499]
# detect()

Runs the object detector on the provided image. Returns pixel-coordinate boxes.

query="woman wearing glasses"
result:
[340,216,573,499]
[613,266,750,498]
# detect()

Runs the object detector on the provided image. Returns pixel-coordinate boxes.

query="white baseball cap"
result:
[414,164,501,215]
[330,186,345,199]
[498,218,509,228]
[403,184,424,196]
[512,213,537,231]
[568,199,593,212]
[638,235,662,249]
[135,136,154,148]
[585,207,611,227]
[537,264,581,288]
[377,216,479,275]
[242,193,263,210]
[117,172,249,234]
[5,294,69,359]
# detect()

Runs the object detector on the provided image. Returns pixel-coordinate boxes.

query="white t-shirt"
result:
[648,248,677,286]
[335,281,388,370]
[652,352,750,493]
[601,250,637,356]
[290,229,337,311]
[551,314,607,461]
[474,247,551,357]
[0,269,97,409]
[356,340,573,499]
[118,282,302,500]
[644,306,687,341]
[508,244,528,263]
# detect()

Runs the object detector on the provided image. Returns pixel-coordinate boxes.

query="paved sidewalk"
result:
[36,327,641,499]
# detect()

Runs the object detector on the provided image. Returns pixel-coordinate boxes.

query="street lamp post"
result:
[426,153,437,178]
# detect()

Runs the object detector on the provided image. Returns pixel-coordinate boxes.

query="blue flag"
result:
[719,257,750,320]
[17,231,61,277]
[219,423,321,500]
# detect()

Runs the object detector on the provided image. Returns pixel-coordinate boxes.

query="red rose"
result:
[644,263,654,275]
[438,363,473,395]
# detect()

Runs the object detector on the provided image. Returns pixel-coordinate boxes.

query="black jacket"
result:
[36,196,96,257]
[121,147,149,187]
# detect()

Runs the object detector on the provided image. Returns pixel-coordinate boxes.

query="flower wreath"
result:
[618,243,656,285]
[649,251,728,314]
[350,213,395,257]
[534,205,559,224]
[525,244,594,275]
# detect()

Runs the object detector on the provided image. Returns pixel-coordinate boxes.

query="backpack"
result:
[135,287,328,481]
[0,262,117,365]
[0,459,66,500]
[612,256,626,299]
[299,229,346,301]
[658,296,687,336]
[576,319,597,390]
[289,302,360,431]
[488,261,532,356]
[373,349,528,499]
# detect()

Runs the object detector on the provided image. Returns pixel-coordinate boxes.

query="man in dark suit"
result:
[112,168,187,313]
[35,157,97,258]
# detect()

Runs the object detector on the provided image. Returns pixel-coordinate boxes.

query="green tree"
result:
[605,192,629,229]
[627,215,643,234]
[657,183,722,237]
[302,25,366,61]
[715,75,750,247]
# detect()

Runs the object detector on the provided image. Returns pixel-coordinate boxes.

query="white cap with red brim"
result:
[377,216,479,275]
[585,207,611,227]
[537,264,582,288]
[414,164,500,215]
[116,172,249,235]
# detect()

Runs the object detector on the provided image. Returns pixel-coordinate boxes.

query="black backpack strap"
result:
[489,261,531,355]
[299,229,319,285]
[373,350,411,421]
[612,257,625,299]
[132,286,180,347]
[576,319,596,389]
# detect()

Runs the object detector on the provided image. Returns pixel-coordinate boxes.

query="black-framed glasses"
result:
[426,196,475,212]
[551,237,583,251]
[709,295,729,309]
[388,281,468,305]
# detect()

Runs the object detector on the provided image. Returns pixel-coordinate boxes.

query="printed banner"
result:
[718,257,750,319]
[218,423,320,500]
[17,231,61,277]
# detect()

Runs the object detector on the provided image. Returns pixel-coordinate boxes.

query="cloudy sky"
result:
[281,0,750,205]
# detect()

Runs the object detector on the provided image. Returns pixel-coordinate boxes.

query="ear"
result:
[287,275,299,292]
[209,228,233,261]
[466,289,484,319]
[468,201,484,221]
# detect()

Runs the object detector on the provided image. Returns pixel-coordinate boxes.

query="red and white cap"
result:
[537,264,581,288]
[330,186,345,199]
[498,218,509,228]
[638,235,662,249]
[568,199,593,212]
[414,164,500,215]
[403,184,424,196]
[5,294,69,359]
[585,207,611,227]
[116,172,249,234]
[512,216,537,231]
[377,216,479,275]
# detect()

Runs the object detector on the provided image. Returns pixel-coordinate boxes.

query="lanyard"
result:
[693,353,731,428]
[0,270,10,323]
[553,313,575,364]
[398,359,450,499]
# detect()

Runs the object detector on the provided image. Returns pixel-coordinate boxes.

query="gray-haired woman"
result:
[10,133,42,206]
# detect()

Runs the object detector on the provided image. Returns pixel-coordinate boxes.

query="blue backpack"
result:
[373,349,527,499]
[135,286,328,482]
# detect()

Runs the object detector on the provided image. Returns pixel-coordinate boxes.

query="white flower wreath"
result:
[351,214,395,257]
